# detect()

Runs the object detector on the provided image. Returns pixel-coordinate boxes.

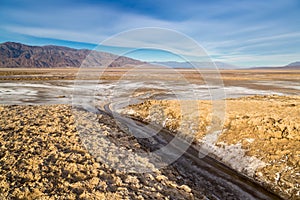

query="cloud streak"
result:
[0,0,299,66]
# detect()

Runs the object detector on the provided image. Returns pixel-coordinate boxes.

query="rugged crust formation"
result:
[0,105,205,199]
[124,95,300,199]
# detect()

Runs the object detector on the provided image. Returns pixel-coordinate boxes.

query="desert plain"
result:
[0,68,299,199]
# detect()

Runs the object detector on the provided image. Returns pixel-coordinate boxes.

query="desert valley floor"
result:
[0,68,299,199]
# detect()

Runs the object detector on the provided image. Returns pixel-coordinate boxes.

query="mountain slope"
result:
[249,62,300,70]
[0,42,145,68]
[285,62,300,69]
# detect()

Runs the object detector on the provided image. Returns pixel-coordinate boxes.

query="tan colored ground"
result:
[124,95,300,199]
[1,68,299,82]
[0,105,203,200]
[1,68,299,95]
[1,68,300,199]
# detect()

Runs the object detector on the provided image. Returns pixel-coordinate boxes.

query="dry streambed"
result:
[123,95,300,200]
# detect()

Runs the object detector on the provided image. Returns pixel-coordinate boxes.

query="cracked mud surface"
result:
[124,95,300,200]
[0,105,206,200]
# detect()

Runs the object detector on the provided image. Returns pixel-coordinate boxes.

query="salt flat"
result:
[0,68,299,199]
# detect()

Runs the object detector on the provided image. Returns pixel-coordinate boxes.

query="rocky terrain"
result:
[0,42,145,68]
[0,67,299,199]
[0,105,206,199]
[123,95,300,199]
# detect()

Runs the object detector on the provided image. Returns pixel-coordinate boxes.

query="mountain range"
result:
[0,42,145,68]
[0,42,299,69]
[153,61,300,70]
[248,62,300,70]
[152,61,237,69]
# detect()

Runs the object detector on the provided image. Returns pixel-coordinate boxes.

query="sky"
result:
[0,0,299,67]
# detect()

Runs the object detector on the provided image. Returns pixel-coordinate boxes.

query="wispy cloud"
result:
[0,0,299,66]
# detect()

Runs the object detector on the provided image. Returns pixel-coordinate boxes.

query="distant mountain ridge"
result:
[249,62,300,70]
[153,61,300,70]
[0,42,145,68]
[1,42,298,69]
[152,61,237,69]
[286,62,300,67]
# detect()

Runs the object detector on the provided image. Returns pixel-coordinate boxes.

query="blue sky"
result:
[0,0,299,67]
